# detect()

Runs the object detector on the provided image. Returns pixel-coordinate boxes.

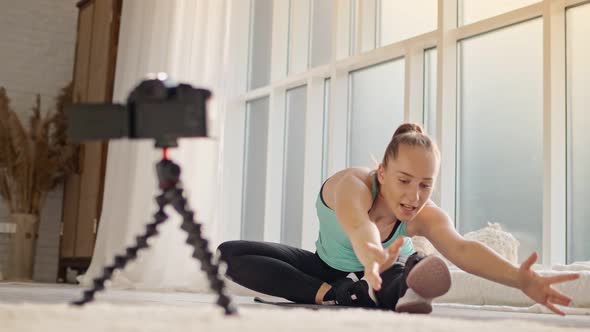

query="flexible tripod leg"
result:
[167,185,237,315]
[71,157,238,315]
[71,195,169,306]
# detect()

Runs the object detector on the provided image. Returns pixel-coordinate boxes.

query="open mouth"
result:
[400,203,417,213]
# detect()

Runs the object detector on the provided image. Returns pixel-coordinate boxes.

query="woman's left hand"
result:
[518,252,580,315]
[363,236,405,290]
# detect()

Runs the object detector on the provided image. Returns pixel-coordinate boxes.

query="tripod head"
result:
[66,73,211,148]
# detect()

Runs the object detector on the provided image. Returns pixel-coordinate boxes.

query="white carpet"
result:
[1,303,588,332]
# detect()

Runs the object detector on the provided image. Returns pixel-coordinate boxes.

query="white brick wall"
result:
[0,0,78,281]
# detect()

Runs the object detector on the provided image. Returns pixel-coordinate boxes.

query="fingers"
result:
[366,243,387,263]
[365,263,382,291]
[548,295,572,307]
[546,287,573,306]
[385,238,403,259]
[381,237,404,259]
[388,237,405,253]
[544,286,574,315]
[520,252,538,271]
[544,273,580,285]
[544,301,566,316]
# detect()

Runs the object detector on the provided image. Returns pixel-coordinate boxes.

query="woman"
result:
[218,123,579,314]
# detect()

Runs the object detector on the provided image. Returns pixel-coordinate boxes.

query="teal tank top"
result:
[315,173,414,272]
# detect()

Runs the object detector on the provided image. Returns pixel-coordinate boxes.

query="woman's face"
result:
[377,144,439,221]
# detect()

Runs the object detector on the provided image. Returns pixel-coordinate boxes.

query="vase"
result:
[8,213,39,281]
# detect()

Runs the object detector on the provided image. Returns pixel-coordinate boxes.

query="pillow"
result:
[464,222,519,264]
[411,222,520,265]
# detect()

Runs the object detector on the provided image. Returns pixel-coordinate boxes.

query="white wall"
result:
[0,0,78,281]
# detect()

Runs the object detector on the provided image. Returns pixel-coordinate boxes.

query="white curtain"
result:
[80,0,232,292]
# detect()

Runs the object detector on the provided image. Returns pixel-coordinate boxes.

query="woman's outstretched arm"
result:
[331,174,402,291]
[414,206,580,315]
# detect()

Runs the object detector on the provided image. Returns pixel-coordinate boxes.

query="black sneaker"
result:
[325,277,354,306]
[330,275,377,308]
[347,280,378,308]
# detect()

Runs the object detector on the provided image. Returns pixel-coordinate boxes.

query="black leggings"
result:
[217,240,409,309]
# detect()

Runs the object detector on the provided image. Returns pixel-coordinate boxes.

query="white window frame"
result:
[219,0,590,264]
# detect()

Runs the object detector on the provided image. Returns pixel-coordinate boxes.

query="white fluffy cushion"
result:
[411,222,520,265]
[463,222,520,264]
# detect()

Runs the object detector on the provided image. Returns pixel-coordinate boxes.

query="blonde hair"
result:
[382,123,440,166]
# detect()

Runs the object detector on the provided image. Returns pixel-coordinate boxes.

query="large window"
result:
[282,86,308,247]
[457,19,543,260]
[225,0,590,262]
[566,3,590,263]
[348,59,405,168]
[242,97,270,240]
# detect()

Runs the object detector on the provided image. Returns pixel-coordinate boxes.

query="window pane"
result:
[379,0,437,46]
[567,4,590,263]
[457,19,543,261]
[459,0,540,26]
[242,97,270,240]
[423,48,440,205]
[282,86,307,247]
[311,0,333,67]
[349,59,405,168]
[248,0,273,90]
[322,78,331,182]
[288,0,311,74]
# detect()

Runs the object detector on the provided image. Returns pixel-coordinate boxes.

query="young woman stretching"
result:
[218,123,579,314]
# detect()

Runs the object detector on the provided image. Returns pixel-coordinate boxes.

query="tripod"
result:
[71,147,237,315]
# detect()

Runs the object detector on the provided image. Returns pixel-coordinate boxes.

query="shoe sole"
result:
[405,256,451,299]
[395,301,432,314]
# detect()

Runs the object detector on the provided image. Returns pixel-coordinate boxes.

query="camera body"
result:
[67,76,211,147]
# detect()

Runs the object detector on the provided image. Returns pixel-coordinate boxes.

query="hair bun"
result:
[393,123,424,138]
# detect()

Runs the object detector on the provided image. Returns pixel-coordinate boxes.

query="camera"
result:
[66,73,211,147]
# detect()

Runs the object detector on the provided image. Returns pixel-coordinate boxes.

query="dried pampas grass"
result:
[0,83,78,214]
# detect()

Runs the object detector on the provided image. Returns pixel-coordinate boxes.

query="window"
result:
[459,0,540,26]
[310,0,333,67]
[457,19,543,261]
[288,1,311,74]
[322,78,331,182]
[248,0,274,90]
[379,0,437,46]
[566,3,590,263]
[226,0,588,264]
[423,48,439,205]
[349,59,405,168]
[242,97,270,240]
[282,86,308,246]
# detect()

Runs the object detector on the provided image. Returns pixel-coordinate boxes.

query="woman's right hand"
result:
[362,237,405,291]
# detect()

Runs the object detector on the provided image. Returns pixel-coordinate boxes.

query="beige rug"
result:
[1,303,587,332]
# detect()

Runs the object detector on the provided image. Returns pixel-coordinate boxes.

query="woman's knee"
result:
[216,240,245,262]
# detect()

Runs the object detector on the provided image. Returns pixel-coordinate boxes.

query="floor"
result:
[1,282,589,329]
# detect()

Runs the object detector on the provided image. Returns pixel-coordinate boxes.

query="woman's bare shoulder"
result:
[408,202,452,236]
[323,167,375,207]
[327,167,374,189]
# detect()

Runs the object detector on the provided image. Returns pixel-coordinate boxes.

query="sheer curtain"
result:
[80,0,231,292]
